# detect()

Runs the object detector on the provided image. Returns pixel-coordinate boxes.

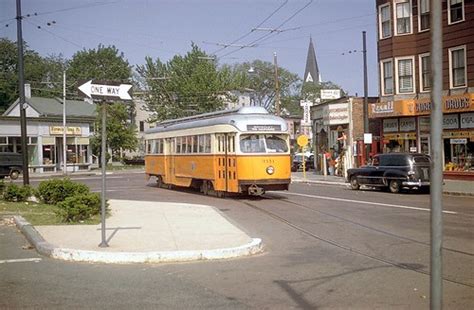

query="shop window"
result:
[418,0,430,31]
[42,145,55,164]
[381,59,394,95]
[419,53,430,92]
[449,46,466,88]
[444,139,473,171]
[448,0,464,24]
[396,57,414,93]
[395,0,412,35]
[379,3,392,39]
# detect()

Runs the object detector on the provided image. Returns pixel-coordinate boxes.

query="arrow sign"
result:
[78,80,132,101]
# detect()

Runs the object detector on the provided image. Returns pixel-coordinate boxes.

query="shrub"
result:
[3,184,33,202]
[0,180,5,198]
[36,178,89,204]
[55,192,104,223]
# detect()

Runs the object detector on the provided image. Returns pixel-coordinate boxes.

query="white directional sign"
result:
[78,80,132,100]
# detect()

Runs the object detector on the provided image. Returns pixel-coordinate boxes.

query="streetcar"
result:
[144,106,291,196]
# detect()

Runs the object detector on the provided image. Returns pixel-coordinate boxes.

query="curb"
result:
[13,216,263,264]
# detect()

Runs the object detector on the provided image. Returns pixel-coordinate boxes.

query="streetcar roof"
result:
[146,106,288,134]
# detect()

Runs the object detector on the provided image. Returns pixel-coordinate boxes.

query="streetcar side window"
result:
[265,135,288,153]
[205,134,211,153]
[176,137,181,153]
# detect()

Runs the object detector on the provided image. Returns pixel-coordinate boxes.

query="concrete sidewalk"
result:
[14,200,262,264]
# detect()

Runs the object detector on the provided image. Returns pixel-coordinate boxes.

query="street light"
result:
[247,52,281,116]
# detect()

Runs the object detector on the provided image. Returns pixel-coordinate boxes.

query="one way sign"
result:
[78,80,132,101]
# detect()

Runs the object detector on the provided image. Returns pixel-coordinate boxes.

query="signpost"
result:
[78,80,132,248]
[297,134,309,180]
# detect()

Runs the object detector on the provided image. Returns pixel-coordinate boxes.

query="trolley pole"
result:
[430,1,443,308]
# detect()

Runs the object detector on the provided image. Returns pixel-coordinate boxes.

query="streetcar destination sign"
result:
[78,80,132,100]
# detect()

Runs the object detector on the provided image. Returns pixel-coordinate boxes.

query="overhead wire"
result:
[23,19,84,49]
[210,0,289,55]
[216,0,314,59]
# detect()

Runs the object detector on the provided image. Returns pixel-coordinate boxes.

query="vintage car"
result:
[346,153,431,193]
[291,153,314,172]
[0,152,23,180]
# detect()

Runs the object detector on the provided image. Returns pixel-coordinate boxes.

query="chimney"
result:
[24,83,31,98]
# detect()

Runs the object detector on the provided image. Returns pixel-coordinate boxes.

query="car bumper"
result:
[402,180,430,187]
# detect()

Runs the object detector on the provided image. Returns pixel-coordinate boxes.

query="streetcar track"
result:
[239,199,474,288]
[269,194,474,257]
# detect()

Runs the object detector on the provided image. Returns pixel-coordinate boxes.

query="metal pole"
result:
[430,1,443,308]
[63,71,67,175]
[16,0,29,185]
[273,52,281,116]
[362,31,369,163]
[99,102,108,247]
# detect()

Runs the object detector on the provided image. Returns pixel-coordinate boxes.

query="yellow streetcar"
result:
[144,106,291,196]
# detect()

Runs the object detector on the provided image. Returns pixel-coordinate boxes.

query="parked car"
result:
[291,153,314,172]
[0,152,23,180]
[346,153,431,193]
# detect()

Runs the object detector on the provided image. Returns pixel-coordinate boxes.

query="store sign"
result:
[328,103,349,125]
[371,101,394,115]
[460,112,474,129]
[321,89,341,100]
[300,100,313,126]
[450,138,467,144]
[399,117,415,132]
[383,118,398,133]
[49,126,82,135]
[443,114,459,129]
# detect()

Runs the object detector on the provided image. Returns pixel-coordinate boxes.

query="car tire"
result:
[389,180,401,193]
[350,176,360,190]
[9,170,20,180]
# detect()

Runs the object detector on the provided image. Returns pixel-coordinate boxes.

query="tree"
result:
[229,60,301,115]
[136,43,233,122]
[0,38,50,112]
[91,103,138,161]
[68,45,137,159]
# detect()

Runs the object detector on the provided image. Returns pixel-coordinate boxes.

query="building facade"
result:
[373,0,474,177]
[1,96,96,173]
[311,96,380,175]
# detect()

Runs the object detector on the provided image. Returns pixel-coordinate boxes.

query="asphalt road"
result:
[1,172,473,309]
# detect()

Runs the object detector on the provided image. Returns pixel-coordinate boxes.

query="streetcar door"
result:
[225,134,238,192]
[165,138,174,184]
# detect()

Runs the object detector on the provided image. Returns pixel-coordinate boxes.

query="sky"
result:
[1,0,379,96]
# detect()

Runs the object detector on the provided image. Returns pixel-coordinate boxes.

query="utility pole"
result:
[16,0,29,185]
[63,71,67,175]
[362,31,369,163]
[430,1,443,308]
[273,52,280,116]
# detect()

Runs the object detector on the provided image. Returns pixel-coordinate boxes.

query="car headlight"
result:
[266,166,275,175]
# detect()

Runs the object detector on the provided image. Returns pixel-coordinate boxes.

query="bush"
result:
[55,193,104,223]
[36,178,89,204]
[0,180,5,198]
[3,183,33,202]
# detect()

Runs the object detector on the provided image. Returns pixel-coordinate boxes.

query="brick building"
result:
[372,0,474,178]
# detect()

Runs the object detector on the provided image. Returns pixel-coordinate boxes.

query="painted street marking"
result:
[0,258,42,264]
[279,192,458,215]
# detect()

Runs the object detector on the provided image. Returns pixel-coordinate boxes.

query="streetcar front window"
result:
[240,135,266,153]
[239,134,288,153]
[265,135,288,153]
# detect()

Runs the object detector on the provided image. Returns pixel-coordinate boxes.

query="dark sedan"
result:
[346,153,431,193]
[291,154,314,172]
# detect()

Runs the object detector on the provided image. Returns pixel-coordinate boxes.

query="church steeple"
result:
[303,36,321,85]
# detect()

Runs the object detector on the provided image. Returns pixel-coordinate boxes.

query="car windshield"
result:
[240,134,288,153]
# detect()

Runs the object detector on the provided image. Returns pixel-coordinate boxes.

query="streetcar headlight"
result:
[266,166,274,175]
